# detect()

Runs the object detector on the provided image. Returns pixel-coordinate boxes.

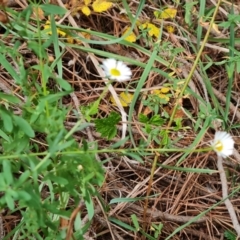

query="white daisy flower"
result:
[211,131,234,158]
[102,58,132,82]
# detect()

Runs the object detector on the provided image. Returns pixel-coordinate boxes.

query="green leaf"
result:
[18,191,32,201]
[17,170,30,186]
[2,160,13,185]
[109,217,136,232]
[110,137,129,149]
[40,4,67,15]
[124,152,143,163]
[0,53,20,83]
[0,93,20,104]
[110,194,160,204]
[224,230,237,240]
[44,173,68,185]
[0,129,10,142]
[131,214,140,231]
[0,108,13,132]
[13,115,35,137]
[149,115,164,126]
[40,91,70,103]
[55,77,72,91]
[138,113,149,123]
[94,112,121,140]
[87,100,100,116]
[5,193,15,210]
[184,1,198,26]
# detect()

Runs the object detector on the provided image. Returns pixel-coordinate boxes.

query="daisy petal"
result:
[101,58,132,82]
[211,131,234,158]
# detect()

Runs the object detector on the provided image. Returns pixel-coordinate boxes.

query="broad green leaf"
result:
[0,129,10,142]
[5,193,15,210]
[0,108,13,132]
[0,93,20,104]
[13,115,35,137]
[40,4,67,15]
[18,191,32,201]
[44,174,69,185]
[55,78,72,91]
[3,160,13,185]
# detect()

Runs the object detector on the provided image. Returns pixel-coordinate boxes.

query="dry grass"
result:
[1,0,240,239]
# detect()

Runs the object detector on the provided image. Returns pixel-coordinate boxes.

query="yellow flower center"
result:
[215,140,223,152]
[110,68,121,76]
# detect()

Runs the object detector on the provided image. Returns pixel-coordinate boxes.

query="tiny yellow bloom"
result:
[165,25,175,33]
[43,20,66,37]
[110,92,134,107]
[66,31,91,44]
[92,0,113,13]
[154,8,177,19]
[81,5,91,16]
[152,89,170,102]
[122,27,137,43]
[84,0,91,5]
[160,87,170,93]
[140,23,160,38]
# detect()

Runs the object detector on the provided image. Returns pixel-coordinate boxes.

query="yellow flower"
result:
[69,0,112,16]
[154,8,177,19]
[66,31,91,44]
[81,5,91,16]
[160,87,170,93]
[92,0,113,13]
[110,92,134,107]
[152,88,171,102]
[140,23,160,38]
[165,25,175,33]
[122,27,137,43]
[43,20,66,37]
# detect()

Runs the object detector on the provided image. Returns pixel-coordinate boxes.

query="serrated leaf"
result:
[94,112,121,140]
[224,230,237,240]
[149,115,164,126]
[138,113,149,123]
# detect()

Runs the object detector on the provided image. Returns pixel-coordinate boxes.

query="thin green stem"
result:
[0,147,213,160]
[167,0,222,128]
